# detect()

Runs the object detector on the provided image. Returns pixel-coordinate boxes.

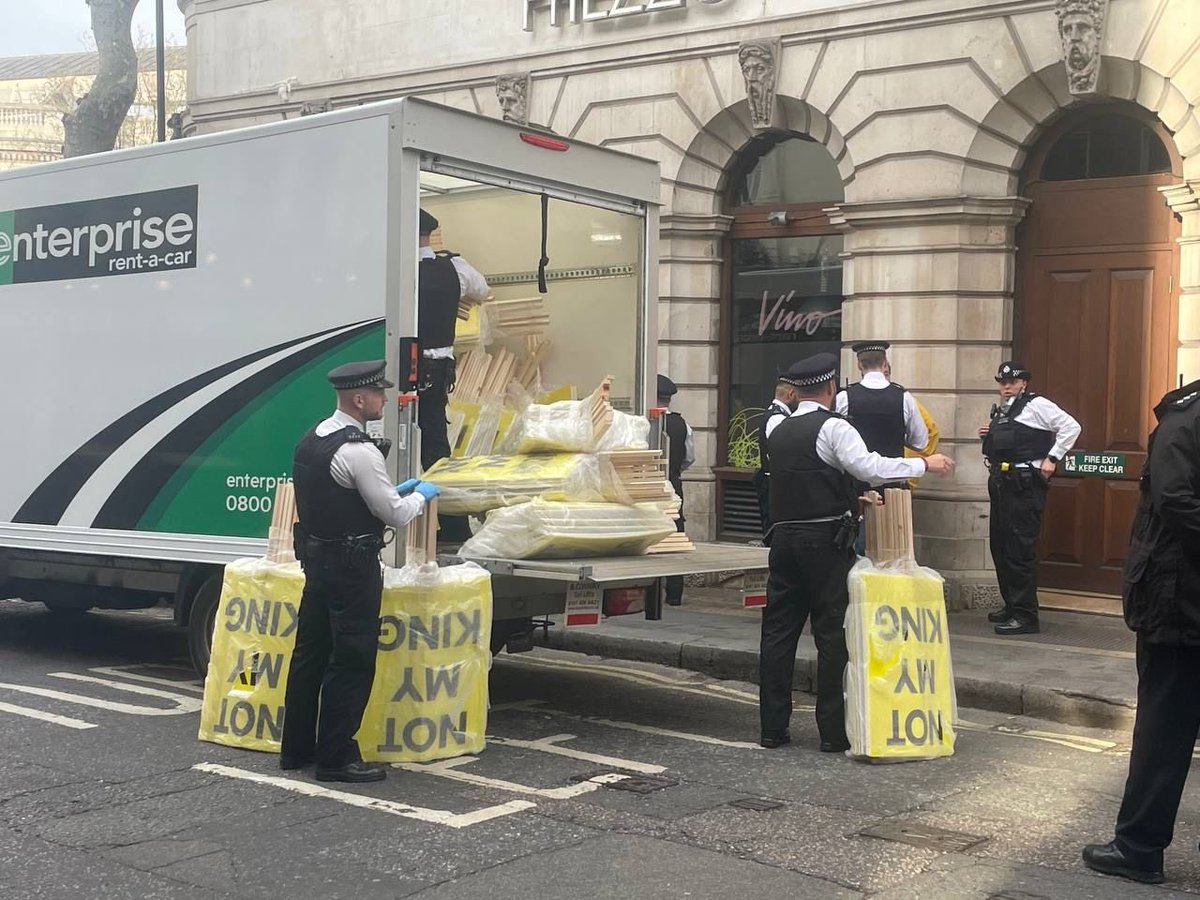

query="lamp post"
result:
[155,0,166,142]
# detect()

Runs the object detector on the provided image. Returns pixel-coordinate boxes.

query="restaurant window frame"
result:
[715,132,846,541]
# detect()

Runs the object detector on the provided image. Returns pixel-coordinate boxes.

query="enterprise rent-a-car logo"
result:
[0,185,198,286]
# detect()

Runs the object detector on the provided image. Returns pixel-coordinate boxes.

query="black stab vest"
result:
[293,424,383,540]
[982,392,1056,466]
[664,411,688,499]
[767,409,860,525]
[419,253,461,350]
[844,381,906,458]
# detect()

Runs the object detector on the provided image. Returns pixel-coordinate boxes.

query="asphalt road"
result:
[2,597,1199,899]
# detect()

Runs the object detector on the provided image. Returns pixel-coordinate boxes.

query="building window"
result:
[716,133,845,540]
[1042,112,1171,181]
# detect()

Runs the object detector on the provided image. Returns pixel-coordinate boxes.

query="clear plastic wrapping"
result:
[458,499,677,559]
[199,556,493,764]
[843,558,957,762]
[498,395,651,455]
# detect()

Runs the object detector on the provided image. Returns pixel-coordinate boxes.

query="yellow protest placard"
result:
[199,558,493,763]
[358,562,492,763]
[844,563,956,760]
[198,558,304,752]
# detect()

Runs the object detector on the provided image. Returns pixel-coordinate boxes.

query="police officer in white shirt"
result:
[759,353,954,752]
[283,360,438,784]
[979,361,1081,635]
[754,363,804,536]
[418,209,489,540]
[836,340,930,464]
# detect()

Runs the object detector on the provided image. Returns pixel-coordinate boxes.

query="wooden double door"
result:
[1017,174,1179,595]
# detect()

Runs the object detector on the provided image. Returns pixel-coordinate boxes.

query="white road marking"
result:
[498,655,761,708]
[89,665,205,694]
[492,699,762,750]
[0,672,202,717]
[193,763,534,828]
[956,719,1118,753]
[488,733,666,775]
[0,700,96,730]
[394,756,631,799]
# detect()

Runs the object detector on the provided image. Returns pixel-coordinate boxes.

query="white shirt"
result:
[319,410,426,528]
[765,401,926,486]
[760,400,793,470]
[835,371,930,452]
[419,246,490,359]
[1000,393,1082,464]
[682,422,695,471]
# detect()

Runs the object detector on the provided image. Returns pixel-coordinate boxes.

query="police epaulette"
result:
[341,426,371,442]
[891,382,906,392]
[435,250,460,260]
[1174,390,1200,410]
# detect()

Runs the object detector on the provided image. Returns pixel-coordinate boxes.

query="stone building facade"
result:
[180,0,1200,605]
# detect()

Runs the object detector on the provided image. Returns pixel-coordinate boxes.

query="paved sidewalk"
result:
[535,588,1139,730]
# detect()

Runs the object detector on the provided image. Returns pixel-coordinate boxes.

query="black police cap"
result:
[657,374,677,398]
[779,352,838,388]
[419,209,439,235]
[995,361,1031,382]
[327,360,394,390]
[851,340,890,355]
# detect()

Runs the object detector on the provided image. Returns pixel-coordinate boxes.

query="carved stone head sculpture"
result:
[496,73,530,125]
[1056,0,1108,95]
[739,39,779,130]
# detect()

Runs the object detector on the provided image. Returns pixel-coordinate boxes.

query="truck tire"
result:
[187,573,221,677]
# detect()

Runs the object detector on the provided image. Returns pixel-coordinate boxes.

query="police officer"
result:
[836,340,930,470]
[658,374,693,606]
[979,362,1080,635]
[753,364,803,536]
[759,353,954,751]
[418,209,489,541]
[1082,378,1200,886]
[282,360,439,783]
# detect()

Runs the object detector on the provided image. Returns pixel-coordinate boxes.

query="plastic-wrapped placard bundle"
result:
[458,499,677,559]
[357,561,493,763]
[498,397,650,455]
[844,559,957,761]
[198,558,305,753]
[422,452,608,514]
[199,558,493,763]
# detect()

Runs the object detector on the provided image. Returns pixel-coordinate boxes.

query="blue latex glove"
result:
[414,481,441,501]
[395,478,420,496]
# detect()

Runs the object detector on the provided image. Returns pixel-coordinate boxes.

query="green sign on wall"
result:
[1062,451,1127,478]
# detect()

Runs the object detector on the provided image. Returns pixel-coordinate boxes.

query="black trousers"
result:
[418,357,471,543]
[987,471,1048,624]
[281,554,382,769]
[1113,637,1200,868]
[665,513,685,602]
[758,524,855,744]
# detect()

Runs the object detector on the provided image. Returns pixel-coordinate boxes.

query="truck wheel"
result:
[187,574,221,677]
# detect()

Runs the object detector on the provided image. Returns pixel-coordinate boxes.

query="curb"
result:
[534,628,1137,731]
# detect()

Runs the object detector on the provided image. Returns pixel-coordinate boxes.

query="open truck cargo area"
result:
[0,97,767,673]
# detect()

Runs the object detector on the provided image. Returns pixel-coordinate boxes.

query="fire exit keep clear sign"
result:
[1062,451,1127,477]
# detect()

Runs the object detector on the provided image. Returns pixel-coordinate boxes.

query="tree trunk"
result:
[63,0,141,158]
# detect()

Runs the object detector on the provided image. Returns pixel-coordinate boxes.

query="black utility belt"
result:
[989,461,1038,475]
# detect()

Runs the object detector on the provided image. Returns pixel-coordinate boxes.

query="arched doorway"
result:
[714,132,846,539]
[1016,104,1182,598]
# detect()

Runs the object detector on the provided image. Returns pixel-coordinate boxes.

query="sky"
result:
[0,1,188,58]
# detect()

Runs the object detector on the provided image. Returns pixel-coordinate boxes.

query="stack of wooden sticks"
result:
[265,481,299,564]
[864,487,915,565]
[600,449,674,504]
[404,497,440,566]
[452,348,517,402]
[586,377,614,437]
[646,507,694,555]
[484,297,550,336]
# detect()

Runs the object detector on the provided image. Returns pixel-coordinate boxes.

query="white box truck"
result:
[0,98,767,673]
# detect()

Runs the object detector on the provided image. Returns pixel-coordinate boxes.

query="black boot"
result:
[314,761,388,783]
[1081,842,1164,884]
